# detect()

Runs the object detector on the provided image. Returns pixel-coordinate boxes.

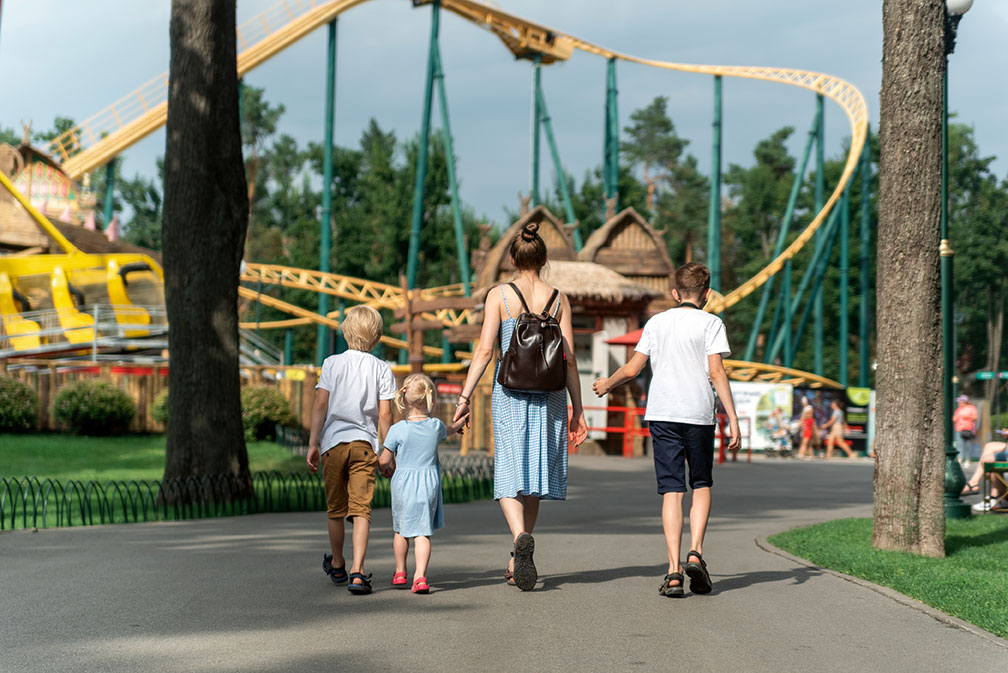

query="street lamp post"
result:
[942,0,972,519]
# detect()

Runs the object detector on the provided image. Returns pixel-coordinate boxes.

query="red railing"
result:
[571,406,751,462]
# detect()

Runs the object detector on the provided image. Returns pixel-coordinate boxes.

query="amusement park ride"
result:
[0,0,871,392]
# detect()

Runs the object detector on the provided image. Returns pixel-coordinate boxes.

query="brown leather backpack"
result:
[497,283,567,392]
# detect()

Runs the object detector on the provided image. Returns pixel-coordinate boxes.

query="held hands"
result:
[453,398,471,429]
[306,445,320,474]
[378,450,395,479]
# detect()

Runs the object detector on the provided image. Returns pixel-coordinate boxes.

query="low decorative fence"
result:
[0,453,494,532]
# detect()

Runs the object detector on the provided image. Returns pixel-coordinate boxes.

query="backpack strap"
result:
[506,282,532,314]
[542,288,560,317]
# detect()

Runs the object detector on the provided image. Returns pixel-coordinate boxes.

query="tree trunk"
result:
[162,0,251,496]
[873,0,945,557]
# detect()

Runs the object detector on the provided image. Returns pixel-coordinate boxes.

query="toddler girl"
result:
[379,374,466,594]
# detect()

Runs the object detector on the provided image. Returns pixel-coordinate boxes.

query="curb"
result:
[755,536,1008,651]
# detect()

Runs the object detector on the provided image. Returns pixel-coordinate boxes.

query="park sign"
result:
[975,371,1008,380]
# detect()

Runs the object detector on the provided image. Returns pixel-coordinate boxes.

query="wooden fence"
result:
[0,359,319,433]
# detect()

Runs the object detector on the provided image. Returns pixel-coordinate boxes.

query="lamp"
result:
[941,0,973,518]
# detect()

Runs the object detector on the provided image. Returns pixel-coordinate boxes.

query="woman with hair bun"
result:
[454,221,588,591]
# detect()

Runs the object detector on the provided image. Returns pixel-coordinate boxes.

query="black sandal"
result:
[323,554,348,584]
[512,533,537,592]
[962,483,980,496]
[683,550,712,594]
[347,572,373,595]
[659,572,684,598]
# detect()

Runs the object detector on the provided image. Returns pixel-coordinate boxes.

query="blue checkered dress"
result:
[491,287,568,501]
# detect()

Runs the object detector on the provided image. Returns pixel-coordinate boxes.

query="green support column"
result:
[789,211,842,362]
[335,298,347,353]
[103,159,116,228]
[284,329,292,366]
[316,19,338,366]
[839,187,850,387]
[765,207,840,363]
[536,81,580,248]
[603,58,619,208]
[744,111,818,361]
[531,54,542,206]
[432,44,472,293]
[782,262,792,366]
[707,75,722,293]
[406,1,440,290]
[859,133,872,387]
[813,94,825,376]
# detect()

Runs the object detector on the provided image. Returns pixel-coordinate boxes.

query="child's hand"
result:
[306,445,320,473]
[592,377,610,397]
[453,401,471,428]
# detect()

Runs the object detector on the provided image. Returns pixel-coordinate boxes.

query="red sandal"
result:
[391,571,408,588]
[411,577,430,594]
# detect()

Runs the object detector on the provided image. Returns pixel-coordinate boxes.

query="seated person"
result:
[765,408,789,454]
[961,432,1008,510]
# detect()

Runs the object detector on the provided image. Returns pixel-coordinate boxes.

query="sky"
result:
[1,0,1006,227]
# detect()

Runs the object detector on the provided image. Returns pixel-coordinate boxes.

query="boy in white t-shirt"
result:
[594,262,740,597]
[307,305,396,596]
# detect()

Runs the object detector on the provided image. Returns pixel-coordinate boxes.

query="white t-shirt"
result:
[316,350,397,454]
[635,307,731,425]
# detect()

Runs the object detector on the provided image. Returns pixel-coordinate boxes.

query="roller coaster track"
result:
[39,0,863,387]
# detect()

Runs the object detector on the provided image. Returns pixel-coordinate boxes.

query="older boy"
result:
[307,305,395,595]
[594,262,740,597]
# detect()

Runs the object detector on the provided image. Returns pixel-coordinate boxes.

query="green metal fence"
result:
[0,453,494,531]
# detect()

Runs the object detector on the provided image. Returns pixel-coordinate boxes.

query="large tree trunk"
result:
[162,0,250,495]
[873,0,946,557]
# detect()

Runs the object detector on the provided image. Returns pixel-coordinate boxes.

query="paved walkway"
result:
[1,455,1005,673]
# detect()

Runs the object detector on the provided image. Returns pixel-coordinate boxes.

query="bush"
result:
[241,386,295,441]
[152,388,169,425]
[52,380,135,435]
[0,376,38,432]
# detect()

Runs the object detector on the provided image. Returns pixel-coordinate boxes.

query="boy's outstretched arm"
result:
[306,388,330,473]
[593,352,649,397]
[708,353,741,452]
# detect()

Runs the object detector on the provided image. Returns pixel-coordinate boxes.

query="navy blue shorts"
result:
[650,420,715,494]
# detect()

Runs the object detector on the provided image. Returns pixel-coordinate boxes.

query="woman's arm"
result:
[558,293,588,446]
[453,289,503,425]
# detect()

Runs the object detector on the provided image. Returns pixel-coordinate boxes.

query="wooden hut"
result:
[578,206,677,312]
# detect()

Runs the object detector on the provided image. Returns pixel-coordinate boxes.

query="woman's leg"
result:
[522,495,541,534]
[393,532,409,574]
[413,536,431,580]
[825,435,835,459]
[499,497,527,540]
[964,441,1007,489]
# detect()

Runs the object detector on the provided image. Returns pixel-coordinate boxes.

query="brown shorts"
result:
[321,440,377,521]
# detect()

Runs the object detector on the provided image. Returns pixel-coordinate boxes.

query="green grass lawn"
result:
[769,517,1008,639]
[0,433,307,482]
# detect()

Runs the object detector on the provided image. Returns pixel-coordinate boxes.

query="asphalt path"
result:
[1,455,1006,673]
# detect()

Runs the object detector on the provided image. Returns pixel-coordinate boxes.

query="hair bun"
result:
[520,222,540,242]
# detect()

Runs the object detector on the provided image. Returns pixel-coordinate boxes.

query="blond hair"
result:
[395,373,436,415]
[340,305,383,351]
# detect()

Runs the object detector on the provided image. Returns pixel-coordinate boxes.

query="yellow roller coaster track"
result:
[37,0,863,388]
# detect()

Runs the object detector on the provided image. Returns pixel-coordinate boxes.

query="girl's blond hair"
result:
[395,373,436,414]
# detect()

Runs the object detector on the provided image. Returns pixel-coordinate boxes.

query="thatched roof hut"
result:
[578,206,677,303]
[474,205,575,289]
[540,260,661,309]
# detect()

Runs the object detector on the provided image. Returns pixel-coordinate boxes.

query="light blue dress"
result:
[383,418,445,538]
[491,287,568,501]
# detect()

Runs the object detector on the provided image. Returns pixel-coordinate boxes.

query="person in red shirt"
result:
[952,395,979,463]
